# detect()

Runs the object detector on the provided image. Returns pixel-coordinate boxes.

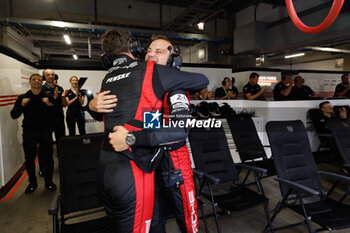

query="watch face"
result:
[126,134,136,146]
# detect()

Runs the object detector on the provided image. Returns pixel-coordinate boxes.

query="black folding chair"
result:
[308,108,339,162]
[327,118,350,202]
[188,126,273,233]
[48,133,111,233]
[266,120,350,232]
[226,115,275,181]
[327,118,350,165]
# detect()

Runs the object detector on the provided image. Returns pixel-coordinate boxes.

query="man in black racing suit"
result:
[88,30,208,233]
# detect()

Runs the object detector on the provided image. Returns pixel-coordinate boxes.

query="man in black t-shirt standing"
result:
[243,72,267,100]
[10,74,57,194]
[334,73,350,98]
[42,69,66,144]
[273,72,294,101]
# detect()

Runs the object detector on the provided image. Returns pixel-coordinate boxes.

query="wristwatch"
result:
[125,133,136,146]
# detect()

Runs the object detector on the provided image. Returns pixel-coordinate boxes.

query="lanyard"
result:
[223,87,230,100]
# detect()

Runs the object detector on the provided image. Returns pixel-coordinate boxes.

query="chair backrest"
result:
[58,133,104,215]
[226,115,266,161]
[265,121,323,196]
[188,126,239,184]
[333,105,350,118]
[327,118,350,164]
[308,108,326,134]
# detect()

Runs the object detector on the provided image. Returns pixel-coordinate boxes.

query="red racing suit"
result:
[132,90,198,233]
[89,54,207,233]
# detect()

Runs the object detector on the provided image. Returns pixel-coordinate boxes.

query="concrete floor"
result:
[0,149,350,233]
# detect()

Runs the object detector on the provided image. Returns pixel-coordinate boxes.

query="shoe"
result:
[25,183,38,194]
[39,169,45,177]
[45,181,57,191]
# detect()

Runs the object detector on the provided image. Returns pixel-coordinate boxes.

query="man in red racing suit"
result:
[88,30,207,233]
[108,36,198,233]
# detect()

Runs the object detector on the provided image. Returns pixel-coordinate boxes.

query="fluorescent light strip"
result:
[304,46,350,54]
[52,21,66,28]
[63,34,71,45]
[284,53,305,59]
[73,54,78,60]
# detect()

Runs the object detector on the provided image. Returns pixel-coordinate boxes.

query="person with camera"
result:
[10,74,57,194]
[63,76,86,136]
[88,29,208,233]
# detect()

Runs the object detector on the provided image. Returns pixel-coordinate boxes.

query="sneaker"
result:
[39,169,45,178]
[45,181,57,191]
[25,183,38,194]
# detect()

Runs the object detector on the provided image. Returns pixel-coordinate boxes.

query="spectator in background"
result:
[319,101,348,134]
[273,72,294,101]
[42,69,66,144]
[10,74,56,194]
[334,73,350,98]
[53,74,58,86]
[63,76,86,136]
[231,77,239,97]
[215,77,237,100]
[243,72,267,100]
[290,75,319,100]
[195,87,213,100]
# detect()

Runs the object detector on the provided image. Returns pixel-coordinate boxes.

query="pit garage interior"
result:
[1,0,350,233]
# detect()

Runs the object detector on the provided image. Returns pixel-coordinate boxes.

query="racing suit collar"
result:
[112,54,134,66]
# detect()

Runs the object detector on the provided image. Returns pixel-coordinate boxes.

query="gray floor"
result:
[0,149,350,233]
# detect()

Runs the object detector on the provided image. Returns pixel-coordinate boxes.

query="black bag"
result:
[208,102,221,117]
[190,103,198,117]
[220,103,236,117]
[197,101,210,118]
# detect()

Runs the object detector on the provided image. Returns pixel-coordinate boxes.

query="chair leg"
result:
[241,170,251,185]
[198,201,210,233]
[262,203,274,233]
[326,180,340,198]
[208,183,221,233]
[52,214,58,233]
[339,193,348,203]
[296,191,315,233]
[264,189,292,231]
[194,175,210,233]
[264,201,281,232]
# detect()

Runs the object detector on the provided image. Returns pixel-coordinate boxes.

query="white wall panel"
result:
[0,53,38,187]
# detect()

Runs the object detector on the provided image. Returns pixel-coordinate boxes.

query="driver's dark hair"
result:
[101,29,130,57]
